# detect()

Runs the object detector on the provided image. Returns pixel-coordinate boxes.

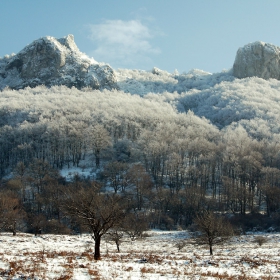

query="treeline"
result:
[0,86,280,235]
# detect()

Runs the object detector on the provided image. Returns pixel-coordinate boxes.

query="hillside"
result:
[2,35,280,143]
[1,35,280,236]
[115,69,280,140]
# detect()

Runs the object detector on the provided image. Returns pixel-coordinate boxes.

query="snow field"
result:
[0,231,279,279]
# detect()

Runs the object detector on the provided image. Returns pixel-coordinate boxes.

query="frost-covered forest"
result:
[1,66,280,238]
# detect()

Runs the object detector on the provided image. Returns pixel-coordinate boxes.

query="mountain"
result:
[116,40,280,95]
[0,35,118,90]
[1,37,280,225]
[233,41,280,80]
[1,36,280,141]
[1,35,279,93]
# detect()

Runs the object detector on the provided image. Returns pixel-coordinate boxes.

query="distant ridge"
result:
[1,35,279,91]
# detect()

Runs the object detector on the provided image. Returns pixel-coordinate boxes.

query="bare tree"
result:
[87,124,112,168]
[0,190,26,235]
[102,161,129,193]
[260,167,280,216]
[27,158,59,194]
[193,210,234,255]
[105,229,124,252]
[13,161,28,202]
[27,213,46,236]
[121,212,149,240]
[127,164,153,210]
[62,182,126,260]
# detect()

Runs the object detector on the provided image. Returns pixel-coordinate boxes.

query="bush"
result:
[254,236,268,246]
[44,220,72,235]
[175,240,187,251]
[229,213,274,232]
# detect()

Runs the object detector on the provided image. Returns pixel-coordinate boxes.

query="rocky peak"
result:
[0,35,118,90]
[57,34,80,53]
[233,41,280,80]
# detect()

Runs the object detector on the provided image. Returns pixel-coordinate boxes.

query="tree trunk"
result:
[94,235,101,260]
[209,244,213,255]
[95,150,100,168]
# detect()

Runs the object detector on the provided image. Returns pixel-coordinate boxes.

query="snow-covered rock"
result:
[0,34,118,90]
[233,41,280,80]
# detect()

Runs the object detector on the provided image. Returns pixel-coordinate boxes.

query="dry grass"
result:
[0,232,279,279]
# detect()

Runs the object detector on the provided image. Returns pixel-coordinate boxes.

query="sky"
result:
[1,0,280,74]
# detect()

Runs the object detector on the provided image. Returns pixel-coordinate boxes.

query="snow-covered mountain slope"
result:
[115,41,280,95]
[115,67,234,95]
[2,35,280,141]
[2,34,280,95]
[114,41,280,139]
[0,35,118,90]
[173,77,280,137]
[113,40,280,139]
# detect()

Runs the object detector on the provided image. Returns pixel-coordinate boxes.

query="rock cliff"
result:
[0,35,118,90]
[233,41,280,80]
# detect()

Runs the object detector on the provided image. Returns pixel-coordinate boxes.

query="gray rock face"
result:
[233,41,280,80]
[0,35,118,90]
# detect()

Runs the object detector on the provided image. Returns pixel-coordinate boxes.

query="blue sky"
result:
[1,0,280,73]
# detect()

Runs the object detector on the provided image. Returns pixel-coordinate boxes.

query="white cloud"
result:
[88,20,160,69]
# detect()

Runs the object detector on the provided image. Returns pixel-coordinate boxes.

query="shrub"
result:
[254,236,268,246]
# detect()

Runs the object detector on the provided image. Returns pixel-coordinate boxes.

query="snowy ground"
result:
[0,231,279,279]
